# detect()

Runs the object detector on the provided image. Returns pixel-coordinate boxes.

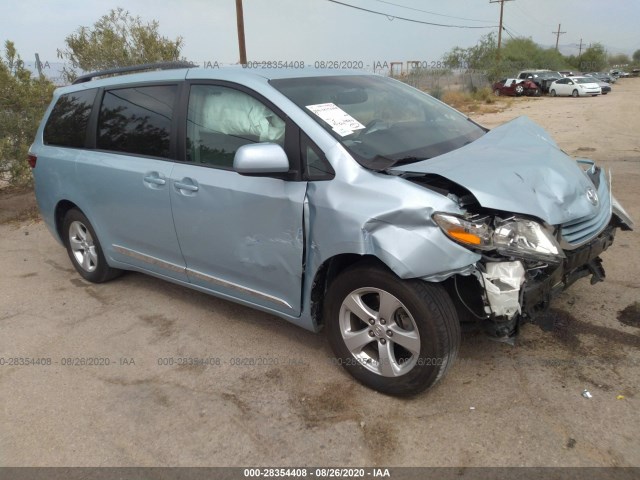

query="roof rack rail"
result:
[72,61,196,85]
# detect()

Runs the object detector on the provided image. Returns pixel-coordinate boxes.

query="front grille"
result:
[561,178,611,246]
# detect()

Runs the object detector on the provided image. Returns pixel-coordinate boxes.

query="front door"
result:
[170,83,307,315]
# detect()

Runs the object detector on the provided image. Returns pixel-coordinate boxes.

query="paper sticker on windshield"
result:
[306,103,365,136]
[332,126,354,137]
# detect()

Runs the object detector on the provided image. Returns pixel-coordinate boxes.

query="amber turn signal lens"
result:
[447,230,482,245]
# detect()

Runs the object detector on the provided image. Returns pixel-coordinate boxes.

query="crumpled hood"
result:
[391,116,600,226]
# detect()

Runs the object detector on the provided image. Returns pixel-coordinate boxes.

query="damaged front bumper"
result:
[458,223,618,339]
[520,224,616,329]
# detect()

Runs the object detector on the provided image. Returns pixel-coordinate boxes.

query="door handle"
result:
[143,175,166,186]
[174,179,199,193]
[143,172,166,187]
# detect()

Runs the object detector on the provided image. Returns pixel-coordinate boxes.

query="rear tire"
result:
[63,209,122,283]
[550,89,557,97]
[572,89,579,97]
[494,89,501,96]
[324,262,460,396]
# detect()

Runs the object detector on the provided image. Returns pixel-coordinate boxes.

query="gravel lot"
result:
[0,79,638,468]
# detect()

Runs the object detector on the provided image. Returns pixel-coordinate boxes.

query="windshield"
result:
[539,72,561,79]
[270,75,485,170]
[574,77,597,84]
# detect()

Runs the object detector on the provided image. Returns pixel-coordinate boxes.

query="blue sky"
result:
[1,0,638,69]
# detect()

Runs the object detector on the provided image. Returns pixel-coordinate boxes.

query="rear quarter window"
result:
[43,89,97,148]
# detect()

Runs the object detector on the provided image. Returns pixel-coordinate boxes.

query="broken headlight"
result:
[432,213,565,263]
[493,218,565,263]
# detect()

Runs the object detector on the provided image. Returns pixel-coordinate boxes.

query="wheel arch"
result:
[309,253,395,329]
[54,200,82,243]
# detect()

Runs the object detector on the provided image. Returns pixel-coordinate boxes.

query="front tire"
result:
[63,209,122,283]
[325,263,460,396]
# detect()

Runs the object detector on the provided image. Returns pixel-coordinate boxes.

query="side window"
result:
[43,89,97,148]
[186,85,285,168]
[97,85,177,159]
[301,133,334,181]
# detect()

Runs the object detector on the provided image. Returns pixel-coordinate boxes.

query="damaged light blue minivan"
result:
[30,63,634,395]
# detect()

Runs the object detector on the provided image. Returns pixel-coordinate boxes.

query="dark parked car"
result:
[597,81,612,94]
[584,72,615,84]
[610,69,630,78]
[492,78,540,96]
[517,70,562,93]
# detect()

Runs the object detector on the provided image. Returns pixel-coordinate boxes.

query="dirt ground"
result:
[0,79,638,468]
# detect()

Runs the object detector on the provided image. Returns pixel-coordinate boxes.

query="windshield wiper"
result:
[391,156,427,166]
[369,155,425,171]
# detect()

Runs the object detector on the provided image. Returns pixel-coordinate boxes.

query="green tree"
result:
[501,38,566,71]
[0,41,55,186]
[57,7,184,83]
[442,33,511,82]
[575,43,608,72]
[608,53,630,67]
[443,32,498,72]
[633,49,640,64]
[443,33,573,82]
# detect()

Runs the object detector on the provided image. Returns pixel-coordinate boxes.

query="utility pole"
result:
[552,23,566,51]
[578,38,583,57]
[489,0,514,61]
[34,53,43,77]
[235,0,247,65]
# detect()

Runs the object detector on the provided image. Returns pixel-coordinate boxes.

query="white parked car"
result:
[549,77,601,97]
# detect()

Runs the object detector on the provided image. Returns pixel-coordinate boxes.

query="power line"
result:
[326,0,499,29]
[503,27,516,40]
[372,0,494,23]
[503,26,523,40]
[513,3,548,27]
[503,23,524,38]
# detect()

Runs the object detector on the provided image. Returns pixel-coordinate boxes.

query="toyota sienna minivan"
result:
[30,63,633,395]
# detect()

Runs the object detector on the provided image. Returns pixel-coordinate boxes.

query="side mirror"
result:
[233,143,289,175]
[568,81,574,85]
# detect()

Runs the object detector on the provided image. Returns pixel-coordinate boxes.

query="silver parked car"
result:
[30,63,633,396]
